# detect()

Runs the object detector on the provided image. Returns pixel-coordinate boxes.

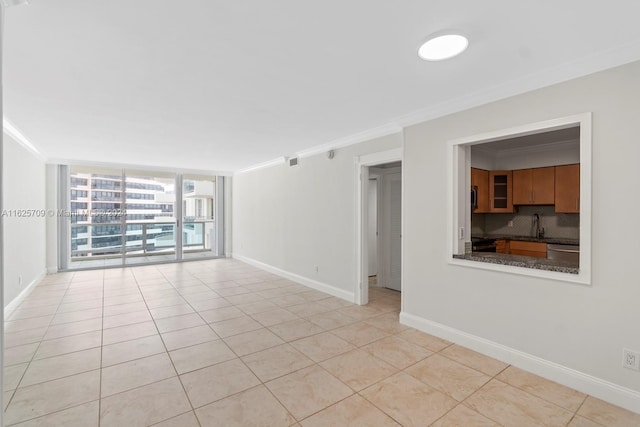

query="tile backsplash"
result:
[472,205,579,239]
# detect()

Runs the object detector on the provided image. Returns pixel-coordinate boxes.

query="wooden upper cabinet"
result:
[471,168,490,213]
[555,164,580,213]
[512,167,555,205]
[512,169,532,205]
[489,170,514,213]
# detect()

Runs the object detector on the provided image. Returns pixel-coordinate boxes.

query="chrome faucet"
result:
[532,213,544,239]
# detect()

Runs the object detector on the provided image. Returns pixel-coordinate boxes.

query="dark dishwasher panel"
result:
[472,238,497,253]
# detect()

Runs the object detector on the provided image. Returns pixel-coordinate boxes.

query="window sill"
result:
[450,254,589,285]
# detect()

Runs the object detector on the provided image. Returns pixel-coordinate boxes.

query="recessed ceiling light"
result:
[418,33,469,61]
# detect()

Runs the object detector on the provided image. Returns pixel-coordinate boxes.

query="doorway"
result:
[369,162,402,292]
[356,148,402,306]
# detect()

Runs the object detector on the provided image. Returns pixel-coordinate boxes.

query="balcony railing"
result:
[71,220,215,260]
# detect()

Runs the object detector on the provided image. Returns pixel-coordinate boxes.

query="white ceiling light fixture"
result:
[418,32,469,61]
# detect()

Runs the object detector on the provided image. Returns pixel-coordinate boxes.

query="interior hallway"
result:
[3,259,639,426]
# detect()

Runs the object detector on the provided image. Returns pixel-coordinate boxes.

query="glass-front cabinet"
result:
[488,170,514,213]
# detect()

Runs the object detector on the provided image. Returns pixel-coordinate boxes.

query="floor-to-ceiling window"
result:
[68,166,128,269]
[123,170,177,266]
[63,166,224,270]
[182,174,219,260]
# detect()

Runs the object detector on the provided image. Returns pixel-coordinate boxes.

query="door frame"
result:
[354,148,402,305]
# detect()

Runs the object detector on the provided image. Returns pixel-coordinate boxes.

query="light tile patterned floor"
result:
[3,259,639,426]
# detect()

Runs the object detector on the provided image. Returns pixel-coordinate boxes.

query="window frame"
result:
[59,165,225,270]
[447,113,592,285]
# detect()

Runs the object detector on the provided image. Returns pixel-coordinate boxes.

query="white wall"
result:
[403,61,640,407]
[232,134,402,299]
[231,61,640,411]
[2,133,47,308]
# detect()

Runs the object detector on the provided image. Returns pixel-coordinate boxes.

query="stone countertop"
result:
[453,253,579,274]
[472,235,579,246]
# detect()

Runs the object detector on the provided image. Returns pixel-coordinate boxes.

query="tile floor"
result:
[3,259,639,426]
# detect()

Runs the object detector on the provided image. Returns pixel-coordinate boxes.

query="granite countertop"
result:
[453,252,579,274]
[472,235,579,246]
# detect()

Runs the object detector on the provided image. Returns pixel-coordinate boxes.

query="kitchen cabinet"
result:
[512,167,555,205]
[495,239,509,254]
[489,171,514,213]
[471,168,490,213]
[555,164,580,213]
[509,241,547,258]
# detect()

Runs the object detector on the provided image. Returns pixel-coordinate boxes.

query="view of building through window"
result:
[182,174,216,254]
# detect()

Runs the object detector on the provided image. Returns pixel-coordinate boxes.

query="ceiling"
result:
[4,1,640,173]
[473,127,580,154]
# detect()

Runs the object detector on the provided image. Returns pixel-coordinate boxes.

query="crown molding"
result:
[45,157,232,177]
[294,123,402,159]
[234,123,403,176]
[3,118,47,162]
[22,122,400,175]
[234,156,287,175]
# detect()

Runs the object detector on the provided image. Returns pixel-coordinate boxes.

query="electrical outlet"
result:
[622,348,640,370]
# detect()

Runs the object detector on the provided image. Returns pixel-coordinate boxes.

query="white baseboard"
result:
[399,312,640,414]
[232,254,355,303]
[4,268,47,320]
